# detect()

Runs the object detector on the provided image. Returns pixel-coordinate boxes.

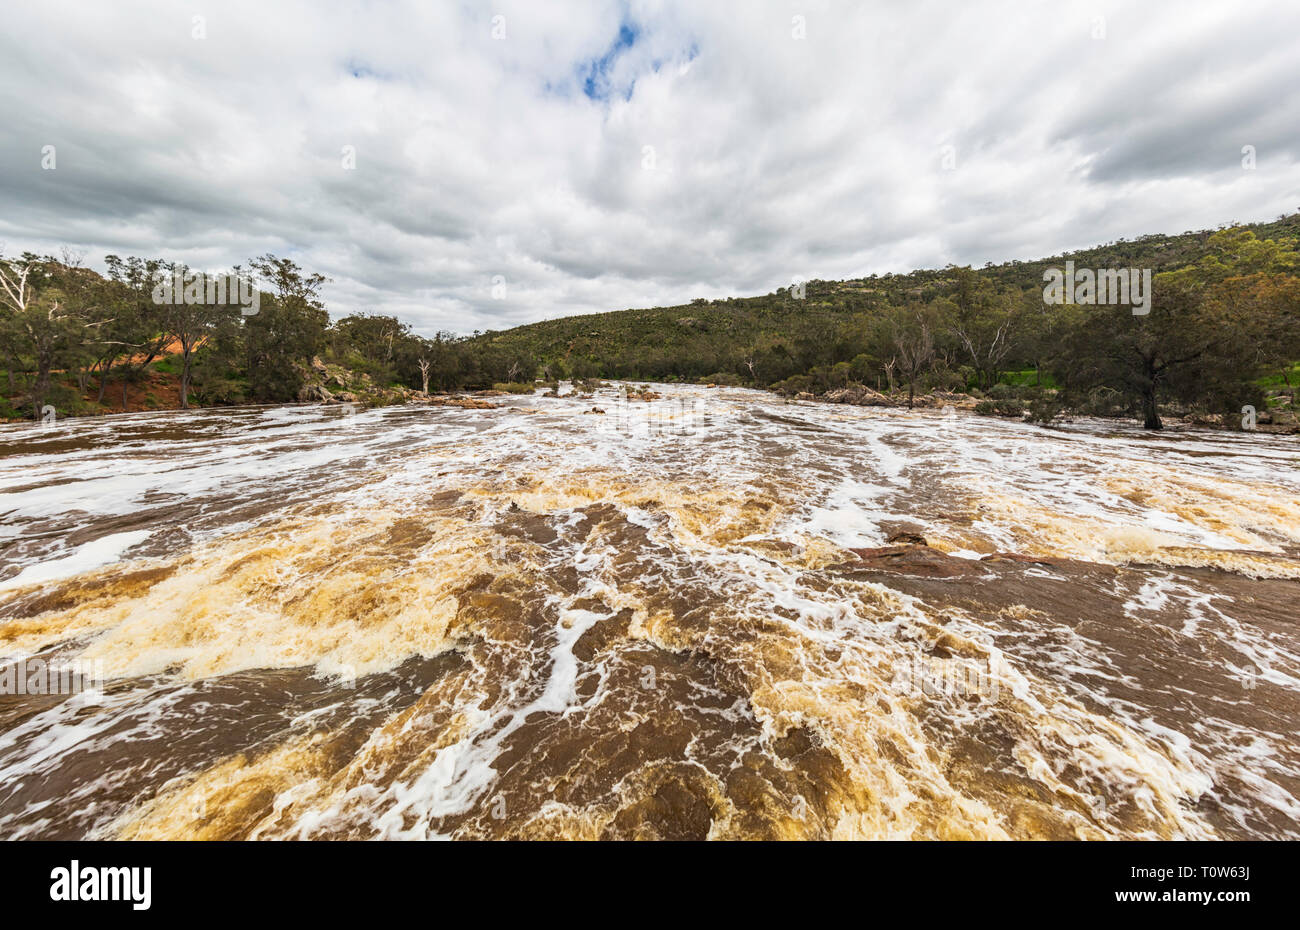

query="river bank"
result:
[9,357,1299,437]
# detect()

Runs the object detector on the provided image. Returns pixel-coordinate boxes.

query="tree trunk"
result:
[178,340,196,410]
[31,357,53,421]
[1142,389,1162,430]
[97,359,112,403]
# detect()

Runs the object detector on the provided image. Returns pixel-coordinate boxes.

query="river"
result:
[1,384,1297,839]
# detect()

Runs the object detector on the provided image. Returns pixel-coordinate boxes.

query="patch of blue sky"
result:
[344,59,393,81]
[580,20,641,100]
[543,22,698,103]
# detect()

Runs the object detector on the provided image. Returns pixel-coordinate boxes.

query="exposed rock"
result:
[310,356,327,375]
[621,386,662,401]
[1269,408,1298,428]
[879,522,929,545]
[298,384,334,404]
[801,385,978,410]
[841,542,1076,578]
[979,551,1065,566]
[427,396,499,409]
[839,544,977,578]
[822,385,895,406]
[886,531,928,546]
[931,391,978,410]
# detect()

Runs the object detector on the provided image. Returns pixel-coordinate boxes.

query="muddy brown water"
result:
[0,385,1297,839]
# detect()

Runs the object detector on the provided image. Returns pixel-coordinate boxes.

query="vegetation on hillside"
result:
[0,251,537,420]
[468,213,1300,429]
[3,212,1298,429]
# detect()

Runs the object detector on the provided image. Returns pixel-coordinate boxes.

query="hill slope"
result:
[469,212,1300,386]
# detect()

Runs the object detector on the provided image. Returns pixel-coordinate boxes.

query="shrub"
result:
[975,399,1025,417]
[192,377,248,406]
[1076,386,1129,418]
[1024,393,1064,424]
[771,374,813,396]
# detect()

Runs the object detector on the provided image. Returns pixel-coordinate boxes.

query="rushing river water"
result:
[0,384,1298,840]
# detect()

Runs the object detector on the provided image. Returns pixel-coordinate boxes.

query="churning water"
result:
[1,384,1298,839]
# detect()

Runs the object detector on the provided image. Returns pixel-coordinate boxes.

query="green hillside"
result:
[470,212,1300,389]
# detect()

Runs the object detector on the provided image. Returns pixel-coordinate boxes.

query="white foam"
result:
[0,530,152,592]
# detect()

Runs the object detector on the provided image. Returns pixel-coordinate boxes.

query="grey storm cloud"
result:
[1,0,1298,335]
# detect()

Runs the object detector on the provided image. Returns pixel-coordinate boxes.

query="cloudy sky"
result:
[2,1,1297,335]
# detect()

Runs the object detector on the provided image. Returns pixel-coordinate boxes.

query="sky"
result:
[1,0,1298,336]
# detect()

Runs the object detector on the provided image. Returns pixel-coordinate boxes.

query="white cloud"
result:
[1,0,1297,334]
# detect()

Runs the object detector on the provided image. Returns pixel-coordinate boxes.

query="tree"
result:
[0,250,112,417]
[0,250,45,410]
[244,255,330,402]
[103,255,175,410]
[1052,230,1300,429]
[886,303,937,407]
[944,267,1023,391]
